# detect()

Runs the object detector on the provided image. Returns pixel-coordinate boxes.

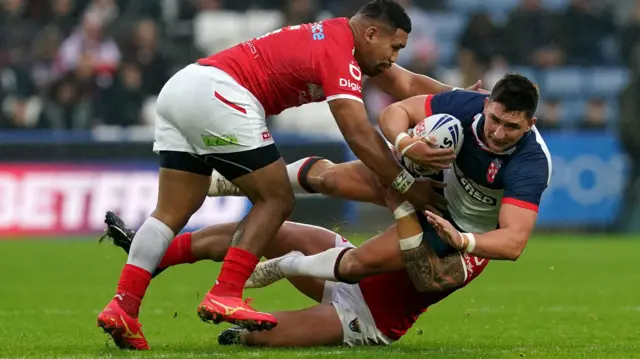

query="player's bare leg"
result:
[197,158,295,331]
[97,164,211,350]
[208,157,386,206]
[219,305,344,347]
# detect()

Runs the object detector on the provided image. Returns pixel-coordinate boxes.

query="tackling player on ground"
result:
[97,0,483,350]
[210,73,552,292]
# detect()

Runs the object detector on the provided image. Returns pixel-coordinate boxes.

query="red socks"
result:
[114,264,152,318]
[210,247,259,298]
[158,232,197,269]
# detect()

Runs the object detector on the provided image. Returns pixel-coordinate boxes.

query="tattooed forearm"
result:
[401,241,466,292]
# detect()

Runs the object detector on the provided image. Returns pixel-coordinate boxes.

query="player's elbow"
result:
[506,235,528,261]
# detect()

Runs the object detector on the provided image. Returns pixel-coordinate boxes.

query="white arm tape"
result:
[461,232,476,253]
[400,142,419,157]
[399,233,423,250]
[394,132,410,150]
[452,87,463,91]
[391,169,415,194]
[393,201,415,219]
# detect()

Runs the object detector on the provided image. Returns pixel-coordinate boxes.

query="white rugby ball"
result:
[400,113,464,177]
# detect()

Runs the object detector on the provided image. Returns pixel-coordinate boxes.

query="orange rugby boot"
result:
[97,300,150,350]
[197,293,277,331]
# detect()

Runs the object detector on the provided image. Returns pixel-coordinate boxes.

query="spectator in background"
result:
[559,0,615,66]
[56,9,121,76]
[535,98,564,131]
[458,12,504,87]
[503,0,563,67]
[46,0,78,38]
[37,73,94,129]
[29,27,65,95]
[121,19,171,96]
[620,0,640,69]
[283,0,318,26]
[616,68,640,232]
[578,98,609,129]
[0,0,40,65]
[96,62,144,127]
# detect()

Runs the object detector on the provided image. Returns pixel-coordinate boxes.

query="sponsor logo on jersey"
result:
[201,134,239,147]
[348,318,362,333]
[261,131,272,141]
[486,158,502,184]
[311,22,325,41]
[458,175,497,205]
[339,78,362,92]
[349,62,362,81]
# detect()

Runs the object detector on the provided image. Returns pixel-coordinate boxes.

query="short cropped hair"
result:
[357,0,412,34]
[490,73,540,119]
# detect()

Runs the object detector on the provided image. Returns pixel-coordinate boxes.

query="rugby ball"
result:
[400,113,464,177]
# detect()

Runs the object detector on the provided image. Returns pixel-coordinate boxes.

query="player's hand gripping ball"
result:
[401,114,464,177]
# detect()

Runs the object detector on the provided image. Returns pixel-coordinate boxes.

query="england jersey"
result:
[197,18,363,117]
[424,91,552,233]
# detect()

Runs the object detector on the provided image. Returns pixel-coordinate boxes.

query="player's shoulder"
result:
[444,90,488,107]
[508,126,552,181]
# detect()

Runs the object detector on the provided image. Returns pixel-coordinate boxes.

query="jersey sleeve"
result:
[501,148,552,212]
[320,53,364,103]
[424,90,488,126]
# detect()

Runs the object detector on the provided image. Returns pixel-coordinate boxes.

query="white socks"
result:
[279,247,345,281]
[126,217,175,273]
[207,157,319,197]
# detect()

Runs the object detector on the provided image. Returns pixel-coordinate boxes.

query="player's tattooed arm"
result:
[383,186,465,292]
[402,241,466,292]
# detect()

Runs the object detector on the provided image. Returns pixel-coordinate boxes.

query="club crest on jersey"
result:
[486,158,503,184]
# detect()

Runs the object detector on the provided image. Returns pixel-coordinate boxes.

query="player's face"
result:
[359,27,408,76]
[483,99,536,151]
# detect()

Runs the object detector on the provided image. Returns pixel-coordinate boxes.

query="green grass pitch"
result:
[0,234,639,359]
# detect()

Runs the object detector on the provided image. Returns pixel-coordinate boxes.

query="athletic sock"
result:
[208,171,242,196]
[210,247,259,298]
[287,157,324,194]
[279,247,350,281]
[157,232,197,270]
[114,216,174,317]
[114,264,152,318]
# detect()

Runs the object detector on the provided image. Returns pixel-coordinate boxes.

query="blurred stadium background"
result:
[1,1,640,357]
[2,0,639,236]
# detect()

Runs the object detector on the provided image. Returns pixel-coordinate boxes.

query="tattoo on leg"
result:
[230,216,248,247]
[401,241,466,292]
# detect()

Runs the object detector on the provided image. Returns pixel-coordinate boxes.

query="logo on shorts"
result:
[201,134,239,147]
[261,131,272,141]
[486,158,502,184]
[348,318,361,333]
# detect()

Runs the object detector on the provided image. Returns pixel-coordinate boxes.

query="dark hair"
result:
[357,0,412,34]
[490,73,539,119]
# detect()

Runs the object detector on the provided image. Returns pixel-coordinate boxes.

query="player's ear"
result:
[528,116,537,131]
[364,26,380,42]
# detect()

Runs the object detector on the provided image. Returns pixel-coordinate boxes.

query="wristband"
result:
[399,233,423,250]
[394,132,410,150]
[393,201,415,219]
[400,142,419,157]
[391,169,415,194]
[461,232,476,253]
[452,87,462,91]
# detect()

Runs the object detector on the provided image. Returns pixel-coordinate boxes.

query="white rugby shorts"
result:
[153,64,273,155]
[322,235,394,347]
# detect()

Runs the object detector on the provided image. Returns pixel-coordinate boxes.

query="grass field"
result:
[0,234,639,359]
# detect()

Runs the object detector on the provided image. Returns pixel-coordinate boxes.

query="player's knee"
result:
[318,167,341,195]
[256,184,295,219]
[338,249,380,281]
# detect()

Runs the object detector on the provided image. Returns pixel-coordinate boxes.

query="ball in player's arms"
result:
[395,114,464,177]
